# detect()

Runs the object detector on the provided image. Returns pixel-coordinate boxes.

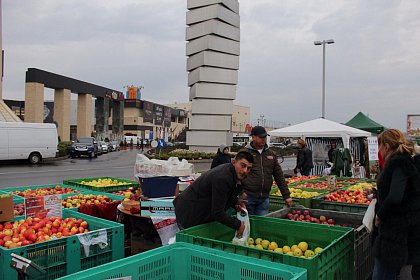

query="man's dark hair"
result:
[235,150,254,163]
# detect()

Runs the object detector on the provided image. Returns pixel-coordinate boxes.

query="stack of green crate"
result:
[267,207,373,280]
[63,177,139,193]
[57,242,307,280]
[177,215,354,280]
[0,209,124,280]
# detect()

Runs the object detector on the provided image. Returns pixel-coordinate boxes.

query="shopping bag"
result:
[231,207,250,246]
[363,198,376,233]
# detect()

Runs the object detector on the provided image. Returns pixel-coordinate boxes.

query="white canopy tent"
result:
[269,118,371,148]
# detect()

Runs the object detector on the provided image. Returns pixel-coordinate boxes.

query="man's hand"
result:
[293,168,298,174]
[235,201,246,212]
[236,221,245,238]
[235,192,247,211]
[285,198,293,207]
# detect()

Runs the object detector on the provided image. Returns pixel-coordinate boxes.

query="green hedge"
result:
[57,141,72,157]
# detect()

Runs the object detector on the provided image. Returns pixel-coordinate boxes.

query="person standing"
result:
[328,141,337,163]
[241,126,292,216]
[140,139,144,152]
[211,144,231,169]
[294,139,314,176]
[174,151,254,234]
[372,129,420,280]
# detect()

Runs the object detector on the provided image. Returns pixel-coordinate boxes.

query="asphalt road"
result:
[0,148,296,189]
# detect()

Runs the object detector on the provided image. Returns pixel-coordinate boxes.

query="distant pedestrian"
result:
[294,139,314,176]
[140,139,144,152]
[211,144,231,169]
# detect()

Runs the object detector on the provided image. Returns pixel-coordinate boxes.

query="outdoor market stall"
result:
[270,118,371,175]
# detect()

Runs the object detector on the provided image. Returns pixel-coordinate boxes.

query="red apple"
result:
[28,233,37,242]
[327,219,335,225]
[70,227,79,235]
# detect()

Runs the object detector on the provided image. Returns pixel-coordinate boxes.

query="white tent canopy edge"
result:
[269,118,371,148]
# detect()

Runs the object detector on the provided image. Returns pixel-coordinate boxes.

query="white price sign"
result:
[368,136,379,161]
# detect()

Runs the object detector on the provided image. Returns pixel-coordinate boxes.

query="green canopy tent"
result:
[345,112,386,135]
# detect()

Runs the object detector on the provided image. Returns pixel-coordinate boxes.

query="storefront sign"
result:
[143,101,154,123]
[163,107,171,127]
[154,104,163,125]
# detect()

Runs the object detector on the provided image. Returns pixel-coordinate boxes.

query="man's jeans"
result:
[372,258,399,280]
[246,195,269,216]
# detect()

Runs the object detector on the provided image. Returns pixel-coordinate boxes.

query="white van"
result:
[0,122,58,164]
[123,135,141,145]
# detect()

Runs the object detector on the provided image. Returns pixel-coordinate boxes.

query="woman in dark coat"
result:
[211,144,231,169]
[372,129,419,280]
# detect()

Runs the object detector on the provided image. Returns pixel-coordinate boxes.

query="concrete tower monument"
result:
[186,0,240,152]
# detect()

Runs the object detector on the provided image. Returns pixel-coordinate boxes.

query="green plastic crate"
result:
[311,191,369,214]
[57,242,307,280]
[177,216,354,280]
[0,209,124,280]
[269,187,330,211]
[2,184,87,199]
[63,177,139,192]
[267,207,373,280]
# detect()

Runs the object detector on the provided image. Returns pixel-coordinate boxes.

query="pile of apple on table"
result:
[0,217,90,249]
[322,182,376,205]
[62,194,119,208]
[10,185,80,198]
[285,175,320,185]
[284,209,337,225]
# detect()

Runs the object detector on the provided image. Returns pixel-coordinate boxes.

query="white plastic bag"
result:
[363,198,377,233]
[231,208,250,246]
[77,229,108,257]
[134,154,193,178]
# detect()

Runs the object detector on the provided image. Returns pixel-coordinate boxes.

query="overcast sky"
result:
[2,0,420,131]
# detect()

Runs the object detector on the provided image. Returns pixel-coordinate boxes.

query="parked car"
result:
[70,137,98,158]
[99,141,108,153]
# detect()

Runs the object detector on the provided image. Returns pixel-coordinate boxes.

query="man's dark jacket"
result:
[241,143,290,199]
[373,153,420,267]
[174,163,241,230]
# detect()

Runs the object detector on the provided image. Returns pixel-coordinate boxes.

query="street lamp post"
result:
[314,39,334,118]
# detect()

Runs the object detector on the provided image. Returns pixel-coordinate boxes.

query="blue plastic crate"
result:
[139,176,178,198]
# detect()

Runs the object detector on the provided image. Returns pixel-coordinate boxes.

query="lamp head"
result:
[314,41,322,45]
[326,39,335,44]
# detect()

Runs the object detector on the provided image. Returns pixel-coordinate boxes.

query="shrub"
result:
[57,141,72,157]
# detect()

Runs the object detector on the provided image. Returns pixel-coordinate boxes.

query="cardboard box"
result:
[140,198,175,217]
[0,196,14,222]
